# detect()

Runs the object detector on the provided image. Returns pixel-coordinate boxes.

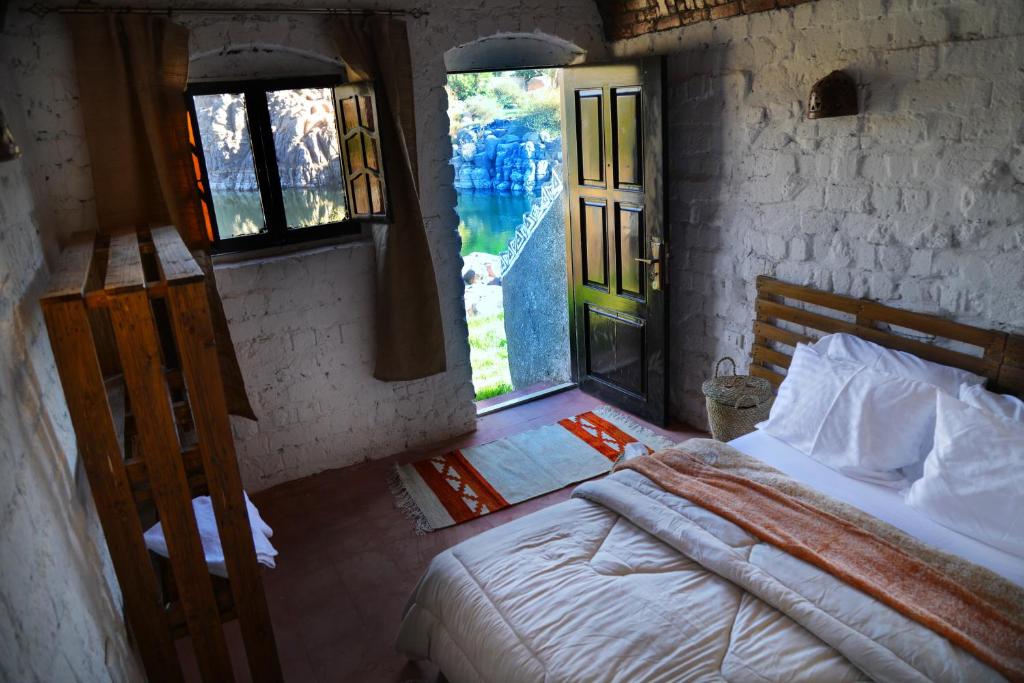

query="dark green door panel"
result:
[562,59,667,424]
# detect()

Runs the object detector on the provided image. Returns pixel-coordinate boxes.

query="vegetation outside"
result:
[467,311,512,401]
[447,69,560,139]
[447,68,561,402]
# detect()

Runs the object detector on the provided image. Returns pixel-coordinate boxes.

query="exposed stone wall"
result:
[4,0,608,490]
[595,0,818,40]
[610,0,1024,426]
[0,31,144,679]
[452,120,561,194]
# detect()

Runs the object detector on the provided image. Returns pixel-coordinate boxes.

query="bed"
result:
[397,277,1024,682]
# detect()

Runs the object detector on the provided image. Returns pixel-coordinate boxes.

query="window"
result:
[186,76,388,253]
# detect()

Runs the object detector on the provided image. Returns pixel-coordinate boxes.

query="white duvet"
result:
[397,467,1006,682]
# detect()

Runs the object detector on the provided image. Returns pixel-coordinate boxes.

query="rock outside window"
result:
[187,75,389,254]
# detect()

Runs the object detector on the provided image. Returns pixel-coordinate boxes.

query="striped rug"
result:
[391,406,674,532]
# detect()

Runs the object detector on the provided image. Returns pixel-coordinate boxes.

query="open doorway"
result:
[447,68,573,409]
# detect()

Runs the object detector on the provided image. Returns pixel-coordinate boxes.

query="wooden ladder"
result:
[41,227,282,683]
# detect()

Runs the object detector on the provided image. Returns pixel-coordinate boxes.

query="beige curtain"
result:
[68,14,256,419]
[332,16,447,381]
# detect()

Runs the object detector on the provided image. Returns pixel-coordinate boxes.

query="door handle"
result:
[634,237,663,291]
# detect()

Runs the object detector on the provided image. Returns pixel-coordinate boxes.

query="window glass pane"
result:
[192,93,267,239]
[267,87,348,229]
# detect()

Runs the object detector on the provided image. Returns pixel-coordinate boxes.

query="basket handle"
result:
[714,357,737,378]
[734,393,760,409]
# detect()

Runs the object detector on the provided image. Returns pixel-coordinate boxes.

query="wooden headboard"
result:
[750,276,1024,398]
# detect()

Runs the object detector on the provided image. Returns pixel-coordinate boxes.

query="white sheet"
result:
[730,430,1024,586]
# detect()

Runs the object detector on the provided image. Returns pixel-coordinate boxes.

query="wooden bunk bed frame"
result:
[41,227,282,683]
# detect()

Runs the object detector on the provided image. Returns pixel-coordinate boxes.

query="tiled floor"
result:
[180,389,703,682]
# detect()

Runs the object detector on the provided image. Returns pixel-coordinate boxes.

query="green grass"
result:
[467,310,513,401]
[475,381,514,401]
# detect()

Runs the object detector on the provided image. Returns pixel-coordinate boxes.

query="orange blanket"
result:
[620,448,1024,681]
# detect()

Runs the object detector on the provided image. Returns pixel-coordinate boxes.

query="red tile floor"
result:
[179,389,703,682]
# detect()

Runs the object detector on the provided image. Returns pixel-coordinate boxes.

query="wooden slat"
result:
[858,300,1002,350]
[752,343,792,370]
[108,289,234,683]
[997,334,1024,397]
[41,232,96,304]
[164,279,283,683]
[757,298,864,335]
[756,299,995,377]
[750,276,1019,394]
[752,321,814,348]
[166,368,185,393]
[151,225,204,284]
[131,471,209,506]
[125,447,204,488]
[167,578,237,640]
[749,363,784,387]
[126,446,208,505]
[756,276,861,314]
[43,300,183,682]
[105,230,146,294]
[123,400,192,432]
[757,276,1003,350]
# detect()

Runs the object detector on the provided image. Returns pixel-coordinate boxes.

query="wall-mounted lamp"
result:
[0,107,20,162]
[807,70,858,119]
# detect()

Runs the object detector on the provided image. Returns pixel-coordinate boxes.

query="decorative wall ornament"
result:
[0,107,20,162]
[500,162,564,274]
[807,70,858,119]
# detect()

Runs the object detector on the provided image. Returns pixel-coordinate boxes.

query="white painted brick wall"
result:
[613,0,1024,427]
[5,0,608,490]
[213,239,485,488]
[0,47,144,680]
[12,0,1019,476]
[0,1,605,674]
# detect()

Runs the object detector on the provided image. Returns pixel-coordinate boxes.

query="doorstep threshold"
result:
[476,382,577,417]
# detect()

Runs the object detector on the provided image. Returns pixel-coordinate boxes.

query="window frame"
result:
[186,75,366,254]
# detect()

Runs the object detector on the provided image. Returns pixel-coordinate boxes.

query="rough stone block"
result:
[824,184,872,213]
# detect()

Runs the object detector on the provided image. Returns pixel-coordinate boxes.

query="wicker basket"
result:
[701,357,775,442]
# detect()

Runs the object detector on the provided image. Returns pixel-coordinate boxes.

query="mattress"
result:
[397,433,1017,682]
[730,430,1024,586]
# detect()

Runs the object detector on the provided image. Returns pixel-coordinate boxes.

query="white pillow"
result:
[759,344,939,474]
[959,382,1024,422]
[906,393,1024,558]
[817,333,985,396]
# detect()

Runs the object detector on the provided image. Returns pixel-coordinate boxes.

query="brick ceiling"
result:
[594,0,817,40]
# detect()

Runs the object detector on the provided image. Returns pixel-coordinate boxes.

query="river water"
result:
[213,186,535,261]
[212,187,347,239]
[456,191,534,257]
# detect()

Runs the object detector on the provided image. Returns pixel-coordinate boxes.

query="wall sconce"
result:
[807,70,858,119]
[1,107,21,162]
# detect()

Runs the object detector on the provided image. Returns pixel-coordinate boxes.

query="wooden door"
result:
[562,59,667,424]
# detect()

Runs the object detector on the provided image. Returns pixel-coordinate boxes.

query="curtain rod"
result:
[46,4,428,17]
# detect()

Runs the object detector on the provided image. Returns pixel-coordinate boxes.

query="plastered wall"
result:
[611,0,1024,425]
[5,0,608,490]
[0,43,144,683]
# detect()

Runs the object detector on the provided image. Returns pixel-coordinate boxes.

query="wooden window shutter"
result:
[334,82,387,219]
[186,109,216,242]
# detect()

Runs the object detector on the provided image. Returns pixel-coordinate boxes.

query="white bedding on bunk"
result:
[396,431,1019,682]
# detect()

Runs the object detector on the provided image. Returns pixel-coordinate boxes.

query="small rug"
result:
[391,406,674,532]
